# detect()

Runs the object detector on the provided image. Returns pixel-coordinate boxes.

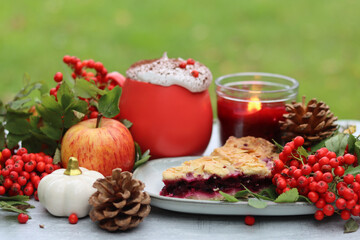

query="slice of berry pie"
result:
[160,136,278,200]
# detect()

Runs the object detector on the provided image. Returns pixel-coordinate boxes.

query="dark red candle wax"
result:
[217,95,286,144]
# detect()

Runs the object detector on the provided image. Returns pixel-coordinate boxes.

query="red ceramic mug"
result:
[117,55,213,159]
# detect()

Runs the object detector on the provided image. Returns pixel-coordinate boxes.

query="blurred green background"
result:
[1,0,359,119]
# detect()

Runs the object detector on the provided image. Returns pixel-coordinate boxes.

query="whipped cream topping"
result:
[126,53,212,92]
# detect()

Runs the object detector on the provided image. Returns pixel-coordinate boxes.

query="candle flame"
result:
[248,97,262,111]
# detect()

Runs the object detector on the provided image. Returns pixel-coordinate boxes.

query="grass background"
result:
[0,0,359,119]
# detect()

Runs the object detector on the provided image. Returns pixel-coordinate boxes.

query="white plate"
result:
[133,156,317,216]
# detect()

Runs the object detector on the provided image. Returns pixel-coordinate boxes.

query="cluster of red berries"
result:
[178,58,199,78]
[0,147,60,199]
[272,136,360,221]
[49,55,120,121]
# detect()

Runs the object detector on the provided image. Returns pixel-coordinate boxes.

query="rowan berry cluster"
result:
[49,55,120,120]
[272,136,359,221]
[0,147,60,199]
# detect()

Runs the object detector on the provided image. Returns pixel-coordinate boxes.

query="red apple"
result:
[61,118,135,176]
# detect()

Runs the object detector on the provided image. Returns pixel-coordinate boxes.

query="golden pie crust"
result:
[162,136,278,181]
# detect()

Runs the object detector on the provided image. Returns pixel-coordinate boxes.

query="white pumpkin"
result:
[38,157,104,218]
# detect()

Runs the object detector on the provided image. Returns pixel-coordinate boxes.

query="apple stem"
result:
[96,113,103,128]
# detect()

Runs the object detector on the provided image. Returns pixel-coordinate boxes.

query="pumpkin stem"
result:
[64,157,83,176]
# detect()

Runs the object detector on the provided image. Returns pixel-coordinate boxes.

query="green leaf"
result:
[310,139,326,153]
[234,190,250,199]
[40,95,63,113]
[35,104,63,128]
[0,195,30,201]
[219,191,238,202]
[74,79,105,98]
[0,125,5,149]
[274,188,299,203]
[345,166,360,176]
[297,146,309,158]
[248,198,268,209]
[134,142,142,161]
[65,99,88,113]
[347,134,357,154]
[6,133,31,149]
[98,86,122,118]
[325,133,348,156]
[5,118,31,135]
[121,119,133,129]
[344,218,359,233]
[298,195,312,204]
[258,185,277,200]
[241,185,274,201]
[40,124,62,141]
[63,109,82,129]
[354,141,360,165]
[8,98,32,110]
[57,81,74,110]
[272,140,284,152]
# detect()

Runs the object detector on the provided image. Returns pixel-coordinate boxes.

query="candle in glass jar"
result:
[217,95,286,144]
[216,73,299,145]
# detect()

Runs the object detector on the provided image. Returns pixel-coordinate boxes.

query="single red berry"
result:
[315,198,326,209]
[9,171,19,181]
[281,168,290,176]
[11,182,21,193]
[289,178,298,188]
[293,136,304,148]
[50,88,57,96]
[297,176,309,188]
[343,188,355,200]
[308,191,319,203]
[286,141,295,150]
[319,157,329,166]
[351,182,360,193]
[5,159,14,166]
[282,146,292,156]
[355,174,360,183]
[17,176,27,186]
[323,204,335,216]
[344,174,355,184]
[34,190,39,201]
[293,169,302,179]
[274,159,284,172]
[17,213,29,224]
[316,181,328,193]
[312,163,321,172]
[94,62,104,72]
[63,55,71,63]
[278,152,287,162]
[329,158,340,168]
[301,164,312,175]
[3,178,13,189]
[191,70,199,78]
[324,191,336,203]
[289,160,300,168]
[346,199,356,210]
[23,185,34,196]
[0,186,5,195]
[334,166,345,176]
[307,155,317,165]
[341,210,351,220]
[187,58,195,65]
[179,62,187,69]
[69,213,78,224]
[16,148,27,156]
[45,164,54,174]
[344,154,356,165]
[351,205,360,216]
[24,161,36,172]
[2,168,10,177]
[313,171,323,182]
[315,148,328,159]
[314,210,324,221]
[322,172,333,183]
[1,148,12,160]
[326,151,337,159]
[90,111,99,119]
[36,162,45,173]
[244,215,255,226]
[276,179,287,189]
[309,181,318,192]
[13,163,22,173]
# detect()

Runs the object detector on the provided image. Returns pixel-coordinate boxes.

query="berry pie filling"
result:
[160,136,278,200]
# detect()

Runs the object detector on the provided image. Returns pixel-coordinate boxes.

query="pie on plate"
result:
[160,136,279,199]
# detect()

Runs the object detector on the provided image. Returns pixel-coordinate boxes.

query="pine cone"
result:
[279,96,338,147]
[89,168,151,232]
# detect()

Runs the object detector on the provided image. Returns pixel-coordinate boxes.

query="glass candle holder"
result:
[215,72,299,145]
